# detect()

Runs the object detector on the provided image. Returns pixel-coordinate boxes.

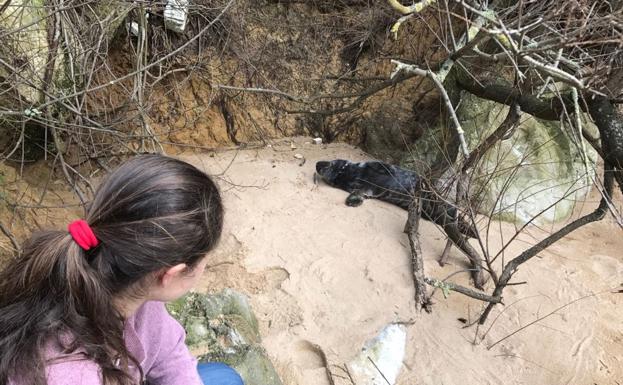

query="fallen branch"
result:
[456,73,573,120]
[441,217,486,289]
[424,277,501,303]
[406,194,432,312]
[0,0,11,15]
[367,356,391,385]
[388,0,438,39]
[461,103,521,172]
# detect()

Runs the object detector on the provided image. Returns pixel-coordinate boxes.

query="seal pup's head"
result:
[315,159,360,190]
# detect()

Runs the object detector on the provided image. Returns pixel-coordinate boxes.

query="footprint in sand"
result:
[292,340,327,370]
[586,254,622,282]
[200,234,291,295]
[255,289,304,331]
[262,267,290,291]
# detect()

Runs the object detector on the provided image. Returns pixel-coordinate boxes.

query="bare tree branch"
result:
[479,167,614,324]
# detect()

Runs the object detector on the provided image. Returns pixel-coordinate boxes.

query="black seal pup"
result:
[315,159,477,238]
[315,159,485,289]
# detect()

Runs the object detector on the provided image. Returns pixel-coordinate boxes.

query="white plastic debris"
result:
[347,324,407,385]
[312,137,322,145]
[293,153,304,159]
[127,14,149,37]
[164,0,189,33]
[128,21,140,36]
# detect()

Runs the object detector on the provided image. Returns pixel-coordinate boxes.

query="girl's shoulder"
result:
[126,300,175,345]
[129,300,169,324]
[8,353,102,385]
[45,356,102,385]
[42,334,103,385]
[125,300,187,369]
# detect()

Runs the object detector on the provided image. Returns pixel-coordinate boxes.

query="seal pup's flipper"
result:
[345,192,365,207]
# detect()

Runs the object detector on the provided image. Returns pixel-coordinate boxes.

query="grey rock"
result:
[456,92,597,224]
[380,87,597,225]
[167,290,283,385]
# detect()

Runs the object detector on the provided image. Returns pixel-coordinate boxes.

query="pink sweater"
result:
[40,301,201,385]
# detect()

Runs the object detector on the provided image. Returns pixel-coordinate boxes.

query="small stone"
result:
[312,137,322,145]
[293,153,304,159]
[290,142,297,150]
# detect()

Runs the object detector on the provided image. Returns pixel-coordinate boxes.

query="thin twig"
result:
[487,289,614,350]
[479,167,614,324]
[0,222,19,253]
[366,357,391,385]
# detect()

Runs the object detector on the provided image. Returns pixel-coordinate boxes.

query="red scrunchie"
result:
[67,219,99,250]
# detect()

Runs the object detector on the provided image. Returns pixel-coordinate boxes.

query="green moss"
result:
[166,290,282,385]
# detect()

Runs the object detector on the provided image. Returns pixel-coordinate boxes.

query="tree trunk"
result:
[586,96,623,172]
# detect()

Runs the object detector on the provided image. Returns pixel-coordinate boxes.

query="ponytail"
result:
[0,154,223,385]
[0,230,134,385]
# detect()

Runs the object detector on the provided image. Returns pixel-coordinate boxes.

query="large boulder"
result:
[167,289,283,385]
[457,94,597,224]
[391,89,597,225]
[456,92,597,224]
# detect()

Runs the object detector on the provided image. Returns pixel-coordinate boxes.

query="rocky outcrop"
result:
[400,89,598,225]
[167,289,283,385]
[456,93,597,224]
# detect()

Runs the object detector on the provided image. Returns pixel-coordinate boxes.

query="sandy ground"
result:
[180,137,623,385]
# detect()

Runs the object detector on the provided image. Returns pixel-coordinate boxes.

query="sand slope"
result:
[182,137,623,385]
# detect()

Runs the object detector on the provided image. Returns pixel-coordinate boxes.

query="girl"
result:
[0,155,244,385]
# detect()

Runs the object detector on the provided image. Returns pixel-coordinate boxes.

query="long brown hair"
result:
[0,155,224,385]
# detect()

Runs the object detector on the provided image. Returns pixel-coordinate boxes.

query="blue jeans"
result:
[197,362,244,385]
